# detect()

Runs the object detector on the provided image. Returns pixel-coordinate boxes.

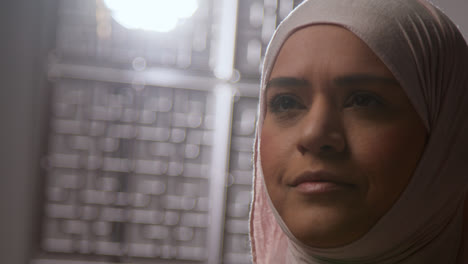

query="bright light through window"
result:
[103,0,199,32]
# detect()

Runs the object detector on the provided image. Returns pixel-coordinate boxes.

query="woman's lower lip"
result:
[294,181,349,194]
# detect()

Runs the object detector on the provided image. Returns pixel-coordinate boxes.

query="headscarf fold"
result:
[249,0,468,263]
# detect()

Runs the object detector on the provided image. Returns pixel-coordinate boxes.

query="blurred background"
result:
[0,1,467,264]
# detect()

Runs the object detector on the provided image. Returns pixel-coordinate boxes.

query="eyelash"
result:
[268,94,305,113]
[344,92,383,108]
[267,92,384,114]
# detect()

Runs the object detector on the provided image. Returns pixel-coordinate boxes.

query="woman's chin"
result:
[281,205,371,248]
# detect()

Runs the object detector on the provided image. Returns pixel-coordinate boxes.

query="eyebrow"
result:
[333,74,400,87]
[265,77,309,89]
[265,74,400,90]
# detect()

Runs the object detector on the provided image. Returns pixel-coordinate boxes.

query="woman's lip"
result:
[290,171,345,186]
[288,171,354,193]
[295,181,350,194]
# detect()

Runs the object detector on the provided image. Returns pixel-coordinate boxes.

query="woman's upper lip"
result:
[289,171,352,187]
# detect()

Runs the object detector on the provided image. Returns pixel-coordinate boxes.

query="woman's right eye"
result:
[268,94,304,113]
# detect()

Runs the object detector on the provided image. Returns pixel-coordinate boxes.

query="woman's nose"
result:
[296,100,346,156]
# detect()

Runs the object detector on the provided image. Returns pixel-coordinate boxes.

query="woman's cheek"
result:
[260,126,280,180]
[349,124,425,201]
[260,121,291,206]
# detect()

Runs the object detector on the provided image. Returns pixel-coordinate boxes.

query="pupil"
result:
[356,96,369,105]
[281,97,294,109]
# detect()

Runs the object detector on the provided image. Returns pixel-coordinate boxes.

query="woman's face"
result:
[261,25,427,248]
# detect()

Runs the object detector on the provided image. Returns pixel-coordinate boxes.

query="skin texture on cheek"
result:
[354,121,425,206]
[260,128,288,200]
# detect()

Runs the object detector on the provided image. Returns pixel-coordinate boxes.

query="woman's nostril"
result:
[320,145,334,152]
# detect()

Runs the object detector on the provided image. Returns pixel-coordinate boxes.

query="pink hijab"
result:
[249,0,468,263]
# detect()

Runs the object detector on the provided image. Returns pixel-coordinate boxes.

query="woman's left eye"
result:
[344,93,383,108]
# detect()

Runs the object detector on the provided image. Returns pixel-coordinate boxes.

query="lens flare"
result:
[103,0,198,32]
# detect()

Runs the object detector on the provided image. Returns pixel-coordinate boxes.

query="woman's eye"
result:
[345,93,382,108]
[268,94,304,113]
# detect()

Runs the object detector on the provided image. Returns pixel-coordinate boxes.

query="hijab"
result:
[249,0,468,263]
